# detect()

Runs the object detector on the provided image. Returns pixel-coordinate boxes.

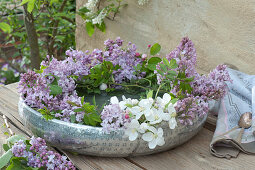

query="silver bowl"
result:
[18,98,207,157]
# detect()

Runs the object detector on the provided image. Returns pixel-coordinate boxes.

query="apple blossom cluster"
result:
[100,93,177,149]
[11,137,75,169]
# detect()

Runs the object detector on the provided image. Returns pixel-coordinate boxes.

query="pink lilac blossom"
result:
[100,104,130,133]
[18,37,145,125]
[103,37,144,83]
[11,136,75,169]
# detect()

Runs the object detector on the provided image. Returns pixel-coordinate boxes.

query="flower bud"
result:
[135,52,140,57]
[99,83,107,90]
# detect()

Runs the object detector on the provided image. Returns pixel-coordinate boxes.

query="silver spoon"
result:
[215,112,252,141]
[236,112,252,144]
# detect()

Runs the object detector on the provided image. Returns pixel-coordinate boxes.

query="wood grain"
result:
[129,128,255,170]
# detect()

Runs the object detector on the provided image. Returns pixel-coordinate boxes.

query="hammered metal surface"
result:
[18,98,207,157]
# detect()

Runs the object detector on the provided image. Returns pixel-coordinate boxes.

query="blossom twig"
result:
[2,114,15,136]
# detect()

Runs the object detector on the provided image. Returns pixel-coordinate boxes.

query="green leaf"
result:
[83,103,96,113]
[184,77,194,82]
[79,7,90,13]
[88,117,96,126]
[0,150,13,169]
[171,98,178,105]
[86,22,95,37]
[6,157,30,170]
[4,132,9,136]
[7,135,26,144]
[70,114,76,123]
[160,64,167,72]
[150,43,161,56]
[73,108,84,113]
[167,70,177,76]
[27,0,36,13]
[20,0,30,6]
[163,58,171,68]
[96,22,106,32]
[3,144,10,152]
[156,70,164,76]
[90,113,101,123]
[49,84,62,96]
[83,114,89,125]
[0,22,11,33]
[148,57,162,64]
[81,96,85,105]
[147,64,156,71]
[50,0,59,6]
[147,90,153,99]
[169,59,178,69]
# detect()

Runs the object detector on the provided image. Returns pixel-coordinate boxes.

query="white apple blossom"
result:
[142,127,165,149]
[110,96,126,110]
[124,119,141,141]
[138,122,149,133]
[168,103,177,129]
[156,93,171,109]
[127,106,143,120]
[146,108,169,125]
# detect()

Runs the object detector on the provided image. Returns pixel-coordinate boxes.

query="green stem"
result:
[110,82,149,91]
[155,83,165,99]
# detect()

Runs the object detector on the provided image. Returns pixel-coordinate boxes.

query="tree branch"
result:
[48,0,68,56]
[23,4,40,69]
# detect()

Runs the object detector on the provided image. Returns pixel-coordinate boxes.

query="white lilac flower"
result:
[99,83,107,90]
[142,127,165,149]
[92,9,107,25]
[84,0,98,12]
[124,119,140,141]
[138,0,149,5]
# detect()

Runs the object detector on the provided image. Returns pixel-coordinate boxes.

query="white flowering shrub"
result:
[103,93,177,149]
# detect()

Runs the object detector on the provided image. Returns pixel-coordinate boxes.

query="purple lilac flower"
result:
[11,136,76,170]
[101,104,130,133]
[103,37,144,83]
[11,140,27,157]
[155,37,231,125]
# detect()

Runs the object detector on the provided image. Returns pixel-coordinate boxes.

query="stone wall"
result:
[76,0,255,74]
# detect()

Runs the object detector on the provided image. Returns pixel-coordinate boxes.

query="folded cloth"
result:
[210,68,255,159]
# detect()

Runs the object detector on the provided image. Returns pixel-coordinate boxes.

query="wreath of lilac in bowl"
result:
[18,37,231,156]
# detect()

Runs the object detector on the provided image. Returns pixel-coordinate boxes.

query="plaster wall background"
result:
[76,0,255,74]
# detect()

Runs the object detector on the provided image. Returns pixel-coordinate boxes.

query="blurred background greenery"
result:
[0,0,76,85]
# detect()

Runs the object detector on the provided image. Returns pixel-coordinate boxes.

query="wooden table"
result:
[1,83,255,170]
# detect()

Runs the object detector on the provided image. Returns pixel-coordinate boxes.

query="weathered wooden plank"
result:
[63,153,143,170]
[2,84,143,170]
[129,128,255,170]
[5,82,19,95]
